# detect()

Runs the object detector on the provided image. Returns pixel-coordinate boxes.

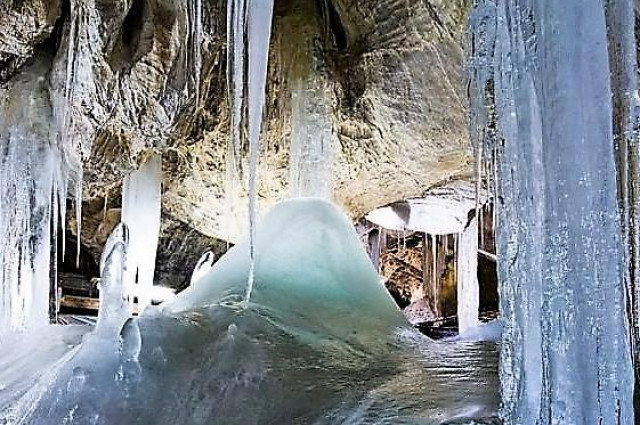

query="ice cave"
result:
[0,0,638,424]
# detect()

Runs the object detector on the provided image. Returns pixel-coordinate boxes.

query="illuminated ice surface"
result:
[1,199,499,424]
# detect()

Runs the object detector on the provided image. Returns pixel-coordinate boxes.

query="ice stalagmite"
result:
[0,63,68,334]
[190,251,215,285]
[469,0,635,423]
[121,154,162,313]
[97,223,130,339]
[245,0,275,303]
[457,217,480,334]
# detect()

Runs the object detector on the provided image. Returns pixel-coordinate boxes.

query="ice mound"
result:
[2,199,498,424]
[166,198,408,339]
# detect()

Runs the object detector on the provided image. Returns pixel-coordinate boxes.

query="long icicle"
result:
[61,0,78,263]
[225,0,246,247]
[244,0,275,305]
[193,0,203,108]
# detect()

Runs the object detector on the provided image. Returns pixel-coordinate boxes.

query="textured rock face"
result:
[328,0,472,216]
[0,0,473,286]
[0,0,61,82]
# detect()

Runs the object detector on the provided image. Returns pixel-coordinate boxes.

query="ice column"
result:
[121,154,162,313]
[456,217,480,334]
[285,6,333,199]
[289,82,333,198]
[468,0,635,423]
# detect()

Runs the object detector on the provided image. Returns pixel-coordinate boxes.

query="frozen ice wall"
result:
[121,154,162,313]
[469,0,635,423]
[0,62,68,334]
[457,217,480,334]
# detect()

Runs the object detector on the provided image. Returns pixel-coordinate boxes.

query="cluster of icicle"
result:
[468,0,636,423]
[226,0,275,304]
[0,0,91,335]
[0,64,68,334]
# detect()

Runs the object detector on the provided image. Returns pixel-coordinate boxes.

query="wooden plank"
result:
[478,249,497,263]
[59,273,98,292]
[60,295,100,311]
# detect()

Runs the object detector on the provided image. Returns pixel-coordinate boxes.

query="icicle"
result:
[60,1,79,264]
[193,0,203,108]
[225,0,245,245]
[479,203,484,250]
[51,177,59,324]
[453,233,458,286]
[75,168,83,268]
[103,192,108,222]
[456,218,480,334]
[59,178,67,263]
[431,234,438,316]
[63,0,77,139]
[244,0,275,305]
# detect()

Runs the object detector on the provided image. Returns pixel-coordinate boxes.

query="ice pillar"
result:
[121,154,162,314]
[469,0,636,423]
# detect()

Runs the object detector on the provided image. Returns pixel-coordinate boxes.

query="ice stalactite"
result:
[0,63,69,335]
[456,217,480,334]
[244,0,275,304]
[225,0,246,245]
[225,0,276,302]
[59,0,87,268]
[431,234,438,316]
[469,0,635,423]
[121,154,162,314]
[192,0,203,108]
[97,223,129,339]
